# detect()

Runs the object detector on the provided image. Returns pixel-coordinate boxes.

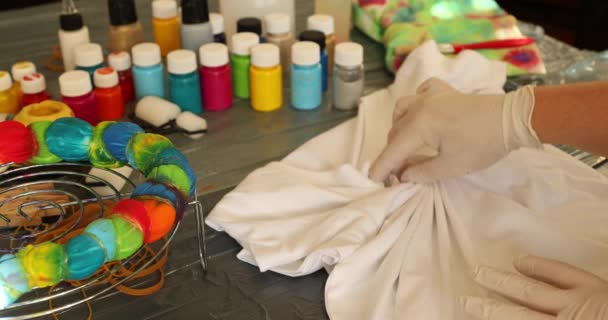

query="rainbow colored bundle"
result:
[0,119,195,308]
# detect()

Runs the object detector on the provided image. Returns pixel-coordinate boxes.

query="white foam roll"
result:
[135,96,181,127]
[176,111,207,139]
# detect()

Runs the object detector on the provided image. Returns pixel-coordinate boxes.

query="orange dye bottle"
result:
[94,67,124,121]
[152,0,181,57]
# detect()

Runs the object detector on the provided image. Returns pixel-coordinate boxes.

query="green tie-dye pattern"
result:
[353,0,545,76]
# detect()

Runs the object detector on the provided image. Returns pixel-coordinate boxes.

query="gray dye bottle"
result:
[181,0,214,51]
[333,42,364,110]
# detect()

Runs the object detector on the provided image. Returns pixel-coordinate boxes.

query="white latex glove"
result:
[369,78,541,183]
[462,255,608,320]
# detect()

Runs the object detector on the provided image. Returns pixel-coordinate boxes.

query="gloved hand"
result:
[462,255,608,320]
[369,78,542,184]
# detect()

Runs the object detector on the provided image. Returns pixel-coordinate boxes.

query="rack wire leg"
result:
[194,200,208,272]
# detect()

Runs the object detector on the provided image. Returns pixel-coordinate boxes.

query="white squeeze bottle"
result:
[219,0,294,47]
[58,0,91,71]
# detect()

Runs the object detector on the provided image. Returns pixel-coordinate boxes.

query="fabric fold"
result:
[207,41,608,320]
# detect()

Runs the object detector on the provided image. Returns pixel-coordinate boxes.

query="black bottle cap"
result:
[181,0,210,24]
[299,30,326,51]
[108,0,138,26]
[60,13,84,31]
[237,17,262,36]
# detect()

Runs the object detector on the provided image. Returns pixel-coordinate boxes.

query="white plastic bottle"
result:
[181,0,214,52]
[58,0,90,71]
[219,0,294,46]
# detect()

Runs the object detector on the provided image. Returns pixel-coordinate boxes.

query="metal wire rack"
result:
[0,162,207,319]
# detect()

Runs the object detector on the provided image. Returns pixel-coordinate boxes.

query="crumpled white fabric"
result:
[206,41,608,320]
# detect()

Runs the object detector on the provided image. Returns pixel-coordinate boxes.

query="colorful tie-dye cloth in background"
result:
[353,0,546,76]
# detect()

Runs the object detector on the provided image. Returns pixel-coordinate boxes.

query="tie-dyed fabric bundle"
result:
[353,0,546,75]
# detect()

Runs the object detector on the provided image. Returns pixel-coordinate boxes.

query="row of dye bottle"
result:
[166,44,234,113]
[58,67,126,125]
[284,40,362,111]
[0,61,49,114]
[152,0,225,55]
[126,42,234,113]
[218,0,352,46]
[72,43,136,105]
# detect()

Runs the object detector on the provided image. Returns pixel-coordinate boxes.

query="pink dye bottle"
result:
[59,70,100,125]
[198,43,233,111]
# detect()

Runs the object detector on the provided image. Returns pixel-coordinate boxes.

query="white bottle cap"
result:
[210,13,224,34]
[291,41,320,66]
[251,44,280,68]
[167,49,197,74]
[335,42,364,67]
[265,13,290,35]
[74,43,104,67]
[108,51,132,71]
[59,70,92,97]
[307,14,335,36]
[152,0,178,19]
[231,32,260,56]
[132,43,162,67]
[94,67,120,88]
[0,71,13,92]
[11,61,37,82]
[199,43,229,67]
[21,73,47,94]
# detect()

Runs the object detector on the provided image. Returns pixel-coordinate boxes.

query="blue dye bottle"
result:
[74,43,105,83]
[290,41,322,110]
[167,49,203,114]
[299,30,328,92]
[131,43,165,100]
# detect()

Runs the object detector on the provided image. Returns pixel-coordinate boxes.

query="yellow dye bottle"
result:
[250,44,282,112]
[152,0,181,57]
[0,71,19,114]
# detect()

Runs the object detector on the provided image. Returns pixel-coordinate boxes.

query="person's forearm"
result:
[532,82,608,156]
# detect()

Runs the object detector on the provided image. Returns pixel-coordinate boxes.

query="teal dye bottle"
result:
[290,41,322,110]
[132,43,165,100]
[74,43,104,83]
[167,49,203,113]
